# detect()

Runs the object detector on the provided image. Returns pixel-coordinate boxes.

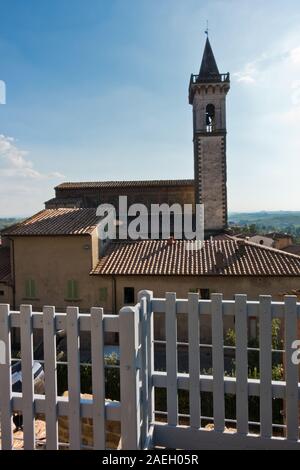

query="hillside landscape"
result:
[0,218,23,231]
[228,211,300,239]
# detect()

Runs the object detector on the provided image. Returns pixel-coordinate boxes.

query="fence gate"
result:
[141,291,300,450]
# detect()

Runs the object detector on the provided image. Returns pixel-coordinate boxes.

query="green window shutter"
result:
[25,279,36,298]
[30,280,36,298]
[99,287,108,302]
[67,280,79,300]
[73,281,79,300]
[67,280,73,299]
[25,280,30,298]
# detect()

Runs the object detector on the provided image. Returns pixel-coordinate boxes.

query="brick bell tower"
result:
[189,36,230,236]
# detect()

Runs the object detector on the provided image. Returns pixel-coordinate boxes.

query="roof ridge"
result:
[55,179,195,190]
[241,238,300,259]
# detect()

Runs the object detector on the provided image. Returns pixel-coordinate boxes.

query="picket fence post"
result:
[119,304,141,450]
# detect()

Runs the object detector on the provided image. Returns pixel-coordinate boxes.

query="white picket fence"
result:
[0,304,142,450]
[0,291,300,450]
[148,292,300,449]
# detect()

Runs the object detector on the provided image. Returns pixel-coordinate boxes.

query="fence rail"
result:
[1,292,300,450]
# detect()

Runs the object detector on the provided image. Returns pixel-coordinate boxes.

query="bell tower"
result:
[189,37,230,235]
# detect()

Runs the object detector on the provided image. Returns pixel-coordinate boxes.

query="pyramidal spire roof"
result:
[198,37,220,80]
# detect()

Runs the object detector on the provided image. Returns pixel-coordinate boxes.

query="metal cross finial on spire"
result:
[205,20,209,37]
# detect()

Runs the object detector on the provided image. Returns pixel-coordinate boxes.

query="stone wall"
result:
[53,184,195,211]
[58,393,121,449]
[195,134,227,232]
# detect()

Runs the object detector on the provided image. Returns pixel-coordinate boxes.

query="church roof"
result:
[198,37,220,81]
[55,179,194,190]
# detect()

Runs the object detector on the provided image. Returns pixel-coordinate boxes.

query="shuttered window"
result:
[25,279,36,299]
[66,280,79,300]
[99,287,108,302]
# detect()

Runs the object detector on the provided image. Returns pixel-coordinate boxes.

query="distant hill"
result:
[0,218,23,231]
[228,212,300,242]
[229,211,300,229]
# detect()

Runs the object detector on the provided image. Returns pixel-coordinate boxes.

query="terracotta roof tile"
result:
[91,239,300,277]
[1,208,101,236]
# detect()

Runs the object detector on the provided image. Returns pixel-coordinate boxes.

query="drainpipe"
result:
[9,238,16,310]
[112,275,117,315]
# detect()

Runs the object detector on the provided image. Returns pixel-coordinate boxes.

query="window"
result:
[206,104,215,133]
[124,287,135,305]
[25,279,37,299]
[99,287,108,302]
[66,280,79,300]
[189,288,210,299]
[0,290,4,296]
[200,288,210,300]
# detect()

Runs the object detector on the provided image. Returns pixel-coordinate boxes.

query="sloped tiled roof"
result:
[56,179,194,190]
[45,197,82,206]
[0,246,11,283]
[1,208,102,236]
[91,239,300,276]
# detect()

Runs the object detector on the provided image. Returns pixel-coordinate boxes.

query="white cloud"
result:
[233,62,258,84]
[291,80,300,106]
[0,134,64,179]
[233,47,300,86]
[0,135,65,216]
[289,46,300,65]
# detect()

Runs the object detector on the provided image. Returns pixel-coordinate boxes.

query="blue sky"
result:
[0,0,300,216]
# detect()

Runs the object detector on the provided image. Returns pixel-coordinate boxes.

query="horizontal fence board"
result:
[9,312,119,333]
[151,299,300,319]
[7,300,300,325]
[11,393,121,421]
[152,372,299,399]
[153,424,300,450]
